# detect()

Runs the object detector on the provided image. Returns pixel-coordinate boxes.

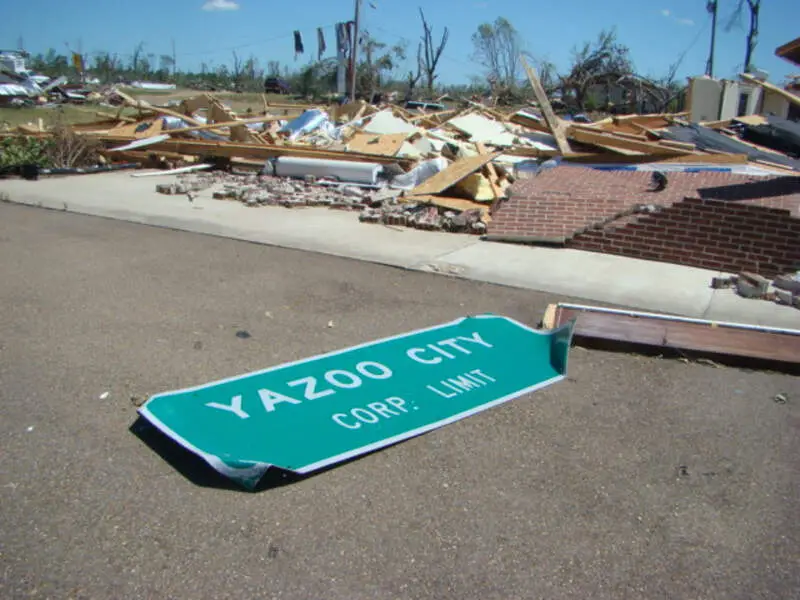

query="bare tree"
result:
[158,55,175,81]
[471,17,522,89]
[418,8,449,96]
[266,61,281,77]
[559,29,633,111]
[93,52,120,83]
[231,51,243,87]
[130,42,145,78]
[406,43,423,101]
[725,0,761,72]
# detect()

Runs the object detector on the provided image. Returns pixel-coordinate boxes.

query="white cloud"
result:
[660,8,694,26]
[202,0,239,11]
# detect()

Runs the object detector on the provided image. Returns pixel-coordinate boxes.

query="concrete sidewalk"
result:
[2,171,798,328]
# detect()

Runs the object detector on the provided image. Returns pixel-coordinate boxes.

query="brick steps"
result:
[568,197,800,277]
[491,167,800,276]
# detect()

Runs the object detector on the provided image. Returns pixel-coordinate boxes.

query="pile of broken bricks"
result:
[155,171,488,234]
[713,271,800,309]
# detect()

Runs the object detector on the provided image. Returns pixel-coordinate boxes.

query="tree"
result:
[471,17,522,89]
[158,55,175,81]
[418,8,449,96]
[267,61,281,77]
[559,29,633,111]
[231,51,243,87]
[94,52,121,83]
[405,43,423,100]
[351,34,406,99]
[130,43,144,78]
[726,0,761,72]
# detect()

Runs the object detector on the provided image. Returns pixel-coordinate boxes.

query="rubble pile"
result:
[713,271,800,310]
[3,64,799,236]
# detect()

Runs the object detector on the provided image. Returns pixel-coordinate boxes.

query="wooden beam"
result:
[475,142,504,201]
[567,126,690,156]
[542,303,800,370]
[407,152,500,196]
[166,115,288,136]
[521,57,572,155]
[94,137,415,166]
[740,73,800,108]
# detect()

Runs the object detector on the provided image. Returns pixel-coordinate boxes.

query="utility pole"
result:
[705,0,718,77]
[349,0,361,101]
[171,38,177,78]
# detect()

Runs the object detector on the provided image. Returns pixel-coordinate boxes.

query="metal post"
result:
[350,0,361,102]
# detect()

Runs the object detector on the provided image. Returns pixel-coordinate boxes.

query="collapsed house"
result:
[1,61,798,298]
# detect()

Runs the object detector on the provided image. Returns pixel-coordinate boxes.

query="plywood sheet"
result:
[346,132,409,156]
[407,153,499,196]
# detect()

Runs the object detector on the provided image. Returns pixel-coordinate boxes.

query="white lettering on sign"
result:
[406,332,493,365]
[206,395,250,419]
[287,376,335,401]
[331,397,409,429]
[259,388,302,412]
[325,370,362,389]
[428,369,496,399]
[206,361,395,417]
[356,361,393,379]
[406,347,442,364]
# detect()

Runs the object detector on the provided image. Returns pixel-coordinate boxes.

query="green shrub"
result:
[0,136,54,168]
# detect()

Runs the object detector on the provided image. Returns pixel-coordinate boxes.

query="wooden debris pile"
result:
[2,75,797,233]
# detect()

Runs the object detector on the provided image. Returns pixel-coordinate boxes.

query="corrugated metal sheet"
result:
[0,83,30,96]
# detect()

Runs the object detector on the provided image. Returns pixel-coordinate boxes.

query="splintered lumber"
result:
[475,142,503,200]
[567,126,690,156]
[407,152,500,196]
[164,115,288,136]
[97,137,415,166]
[401,194,492,222]
[542,303,800,369]
[740,73,800,108]
[521,57,571,155]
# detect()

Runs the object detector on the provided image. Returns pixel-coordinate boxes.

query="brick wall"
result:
[492,167,800,275]
[568,197,800,277]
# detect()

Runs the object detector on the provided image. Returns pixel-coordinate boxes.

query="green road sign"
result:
[139,314,574,488]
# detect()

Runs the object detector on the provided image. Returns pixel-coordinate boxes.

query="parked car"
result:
[264,77,290,94]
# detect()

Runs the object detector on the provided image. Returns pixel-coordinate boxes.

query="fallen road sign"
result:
[139,314,574,488]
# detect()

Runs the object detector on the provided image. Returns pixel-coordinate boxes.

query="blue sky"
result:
[2,0,798,84]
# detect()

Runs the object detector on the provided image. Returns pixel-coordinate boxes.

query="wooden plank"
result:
[509,112,550,134]
[94,137,416,166]
[731,114,768,126]
[547,304,800,366]
[346,132,409,156]
[475,142,503,201]
[740,73,800,108]
[166,115,286,135]
[567,126,690,156]
[592,144,646,156]
[521,57,572,155]
[401,194,491,222]
[407,153,500,196]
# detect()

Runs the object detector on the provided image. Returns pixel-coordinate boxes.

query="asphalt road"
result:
[1,202,798,600]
